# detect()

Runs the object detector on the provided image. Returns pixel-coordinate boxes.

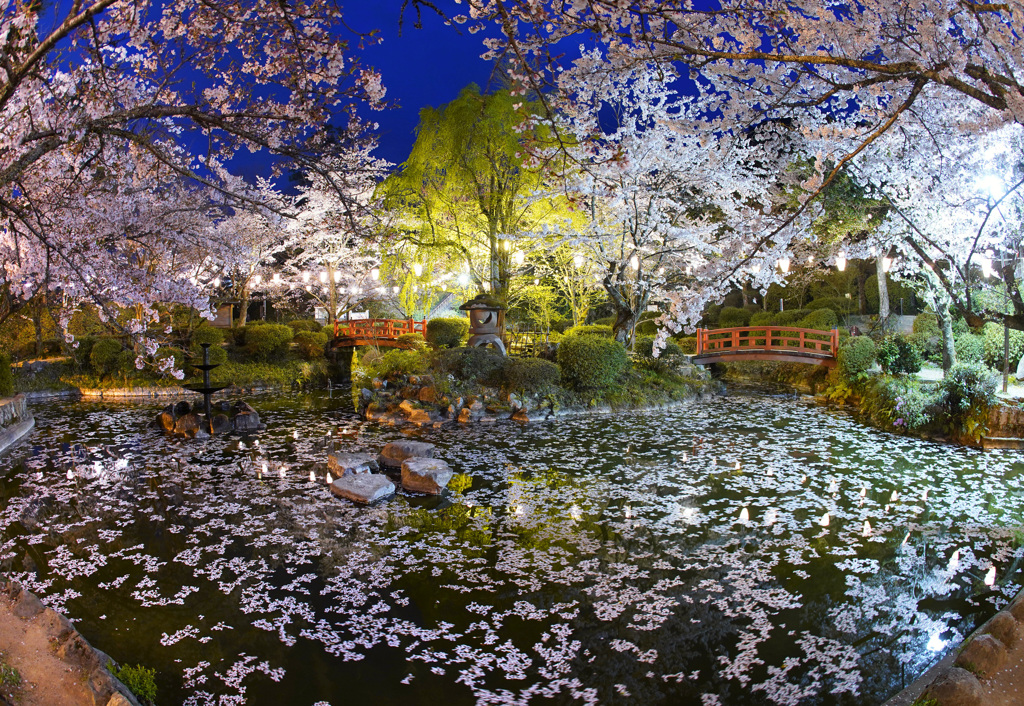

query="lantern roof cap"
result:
[459,293,504,311]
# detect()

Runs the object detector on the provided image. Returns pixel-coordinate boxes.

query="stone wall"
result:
[986,402,1024,439]
[0,394,28,428]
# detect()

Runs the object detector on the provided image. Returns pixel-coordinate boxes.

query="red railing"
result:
[695,326,838,358]
[333,318,426,340]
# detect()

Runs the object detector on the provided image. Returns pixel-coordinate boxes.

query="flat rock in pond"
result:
[174,412,201,437]
[329,474,395,504]
[378,440,435,467]
[233,410,261,432]
[327,452,379,476]
[401,458,453,495]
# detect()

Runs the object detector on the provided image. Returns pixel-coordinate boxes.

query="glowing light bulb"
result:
[371,268,380,280]
[413,263,423,276]
[302,271,311,283]
[319,271,328,283]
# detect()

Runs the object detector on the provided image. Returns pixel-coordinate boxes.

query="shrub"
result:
[634,335,683,358]
[634,311,662,336]
[838,336,876,379]
[718,306,752,328]
[911,312,942,359]
[797,308,838,331]
[497,357,561,394]
[190,325,225,347]
[0,351,12,397]
[396,332,427,350]
[674,336,698,354]
[294,330,329,360]
[425,317,470,349]
[90,338,123,376]
[749,312,776,327]
[563,324,614,338]
[153,347,184,376]
[982,322,1024,371]
[876,334,922,375]
[434,347,506,385]
[557,333,629,393]
[955,333,985,365]
[111,663,157,704]
[938,362,998,441]
[287,319,322,333]
[244,323,293,362]
[592,316,616,327]
[870,376,935,431]
[363,348,430,382]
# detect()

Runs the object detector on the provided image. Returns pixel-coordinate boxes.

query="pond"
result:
[0,390,1022,706]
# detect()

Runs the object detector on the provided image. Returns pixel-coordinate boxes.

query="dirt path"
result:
[0,593,97,706]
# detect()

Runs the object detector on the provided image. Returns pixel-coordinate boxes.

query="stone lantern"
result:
[459,293,507,356]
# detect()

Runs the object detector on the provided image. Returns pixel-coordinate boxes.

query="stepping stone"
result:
[329,474,395,504]
[401,458,453,495]
[327,452,379,476]
[378,440,435,468]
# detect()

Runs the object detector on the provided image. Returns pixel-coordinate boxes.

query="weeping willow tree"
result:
[379,84,568,305]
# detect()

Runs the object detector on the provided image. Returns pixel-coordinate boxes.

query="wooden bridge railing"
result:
[333,318,426,340]
[695,326,839,359]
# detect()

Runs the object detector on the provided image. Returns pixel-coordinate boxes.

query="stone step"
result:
[981,436,1024,450]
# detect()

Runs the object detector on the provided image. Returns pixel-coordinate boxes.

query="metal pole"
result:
[1004,322,1010,394]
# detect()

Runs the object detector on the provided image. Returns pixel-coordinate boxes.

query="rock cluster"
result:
[360,375,549,427]
[1,579,142,706]
[919,596,1024,705]
[151,400,264,438]
[327,440,453,504]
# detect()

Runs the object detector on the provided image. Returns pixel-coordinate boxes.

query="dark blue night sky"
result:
[345,3,500,166]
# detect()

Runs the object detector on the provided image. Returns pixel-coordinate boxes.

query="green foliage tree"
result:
[379,84,567,303]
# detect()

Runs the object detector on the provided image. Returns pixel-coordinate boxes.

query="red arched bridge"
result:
[331,319,426,348]
[690,326,838,367]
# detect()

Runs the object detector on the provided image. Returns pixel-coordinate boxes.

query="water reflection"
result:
[0,391,1021,705]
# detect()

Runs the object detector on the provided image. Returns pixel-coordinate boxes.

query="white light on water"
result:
[764,508,777,526]
[819,512,830,527]
[948,549,961,573]
[309,470,316,482]
[862,520,872,537]
[828,479,838,493]
[738,507,749,523]
[927,632,948,652]
[985,566,997,586]
[570,504,581,521]
[890,490,898,502]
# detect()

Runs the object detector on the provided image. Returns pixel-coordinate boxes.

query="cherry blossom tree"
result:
[0,0,386,347]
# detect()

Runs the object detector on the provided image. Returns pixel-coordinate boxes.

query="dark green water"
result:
[0,390,1021,706]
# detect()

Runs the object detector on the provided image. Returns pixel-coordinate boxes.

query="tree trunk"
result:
[876,254,890,325]
[857,267,867,315]
[32,297,44,358]
[238,286,249,327]
[936,304,956,373]
[327,262,338,325]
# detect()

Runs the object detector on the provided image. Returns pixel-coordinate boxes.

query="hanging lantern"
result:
[371,268,380,280]
[319,271,327,283]
[777,257,790,274]
[413,263,423,276]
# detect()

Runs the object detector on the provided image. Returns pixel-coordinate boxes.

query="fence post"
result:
[800,330,806,351]
[696,328,703,354]
[765,327,772,351]
[732,330,739,349]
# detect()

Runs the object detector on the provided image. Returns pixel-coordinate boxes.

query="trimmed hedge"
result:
[796,308,838,331]
[244,323,293,362]
[396,332,427,350]
[90,338,123,376]
[675,336,698,354]
[426,317,469,349]
[190,325,225,347]
[557,333,629,393]
[938,362,998,441]
[954,333,985,365]
[0,351,12,397]
[718,306,752,328]
[435,347,506,385]
[982,322,1024,371]
[563,324,614,338]
[838,336,876,378]
[287,319,322,333]
[294,330,329,360]
[877,333,922,375]
[634,335,683,359]
[364,349,430,381]
[498,357,560,394]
